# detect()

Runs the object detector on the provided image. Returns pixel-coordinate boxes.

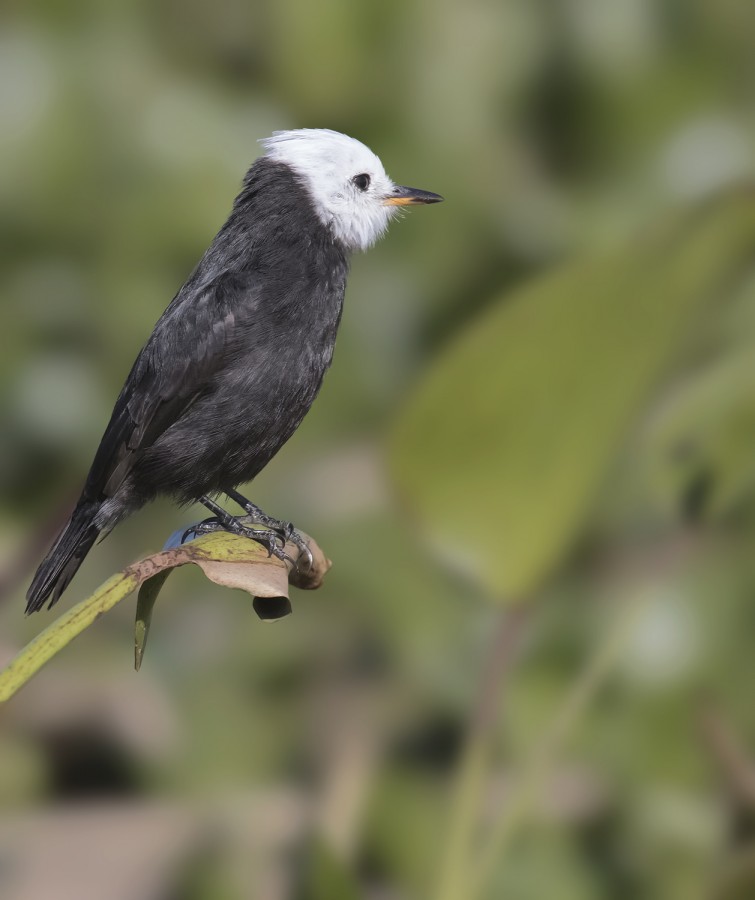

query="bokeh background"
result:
[2,1,755,898]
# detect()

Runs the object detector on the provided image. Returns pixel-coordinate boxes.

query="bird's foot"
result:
[244,511,313,571]
[224,491,314,571]
[183,516,292,564]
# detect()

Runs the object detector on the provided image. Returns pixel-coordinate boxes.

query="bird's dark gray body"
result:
[97,159,349,515]
[27,160,348,610]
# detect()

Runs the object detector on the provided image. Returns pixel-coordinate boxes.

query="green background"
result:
[2,1,755,898]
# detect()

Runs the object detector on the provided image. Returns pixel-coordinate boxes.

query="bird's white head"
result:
[261,129,442,252]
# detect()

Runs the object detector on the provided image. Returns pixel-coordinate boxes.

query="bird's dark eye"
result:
[352,173,371,192]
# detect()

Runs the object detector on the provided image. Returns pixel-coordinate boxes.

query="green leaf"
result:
[135,569,174,672]
[390,192,755,598]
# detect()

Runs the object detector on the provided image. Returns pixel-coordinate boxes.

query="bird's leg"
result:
[224,488,314,570]
[184,495,290,562]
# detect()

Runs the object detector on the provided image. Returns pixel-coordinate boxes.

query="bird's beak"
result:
[383,185,444,206]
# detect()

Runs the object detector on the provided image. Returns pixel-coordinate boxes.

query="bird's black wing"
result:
[83,273,249,502]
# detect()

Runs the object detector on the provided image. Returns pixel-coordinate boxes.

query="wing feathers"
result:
[84,276,245,503]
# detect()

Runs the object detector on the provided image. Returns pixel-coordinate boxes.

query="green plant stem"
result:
[0,571,140,701]
[433,607,527,900]
[467,588,651,898]
[434,733,490,900]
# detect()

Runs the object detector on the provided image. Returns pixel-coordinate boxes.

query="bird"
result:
[26,128,443,613]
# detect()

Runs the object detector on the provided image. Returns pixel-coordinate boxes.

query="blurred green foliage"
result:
[391,192,755,598]
[1,1,755,899]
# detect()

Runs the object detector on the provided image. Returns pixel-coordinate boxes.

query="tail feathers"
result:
[26,505,101,614]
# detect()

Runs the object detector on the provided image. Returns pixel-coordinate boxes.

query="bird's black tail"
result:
[26,503,101,613]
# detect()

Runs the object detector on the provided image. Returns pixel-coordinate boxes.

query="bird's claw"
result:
[262,520,313,571]
[182,517,221,543]
[237,509,313,572]
[287,529,314,571]
[241,524,285,560]
[256,524,312,571]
